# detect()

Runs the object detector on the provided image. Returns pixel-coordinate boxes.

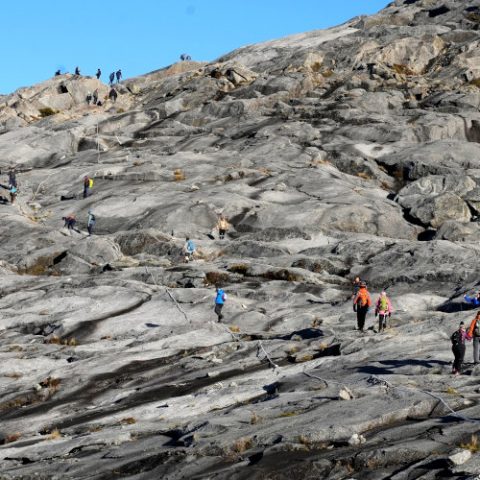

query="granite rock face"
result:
[2,1,480,479]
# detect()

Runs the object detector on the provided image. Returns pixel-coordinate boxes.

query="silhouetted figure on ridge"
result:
[75,66,81,75]
[109,72,115,85]
[116,69,122,83]
[96,68,101,79]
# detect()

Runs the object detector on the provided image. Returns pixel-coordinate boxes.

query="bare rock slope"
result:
[2,1,480,478]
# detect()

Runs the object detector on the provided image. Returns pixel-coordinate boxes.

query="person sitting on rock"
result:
[87,209,96,236]
[214,285,227,322]
[216,214,230,240]
[467,311,480,365]
[375,291,392,333]
[108,88,118,103]
[96,68,101,80]
[62,214,77,232]
[184,237,196,262]
[353,281,372,332]
[451,321,470,375]
[464,291,480,307]
[55,69,61,76]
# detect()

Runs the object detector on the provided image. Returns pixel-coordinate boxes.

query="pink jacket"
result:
[375,296,392,315]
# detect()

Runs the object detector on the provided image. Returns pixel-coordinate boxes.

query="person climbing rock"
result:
[214,285,227,322]
[75,66,81,75]
[9,185,17,204]
[451,321,469,375]
[375,291,392,332]
[83,175,93,198]
[96,68,101,80]
[352,277,362,299]
[353,281,372,332]
[216,214,230,240]
[108,88,118,103]
[62,214,77,232]
[468,311,480,365]
[116,69,122,83]
[92,89,99,105]
[109,72,115,85]
[464,291,480,307]
[184,237,196,262]
[87,210,96,236]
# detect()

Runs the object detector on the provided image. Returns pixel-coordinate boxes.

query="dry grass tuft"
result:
[445,386,459,396]
[229,325,240,333]
[5,433,22,444]
[250,412,262,425]
[47,429,62,440]
[356,171,373,180]
[204,271,230,286]
[4,372,23,380]
[392,64,415,76]
[228,264,249,275]
[120,417,137,425]
[231,437,253,454]
[470,78,480,88]
[321,69,335,78]
[46,336,61,345]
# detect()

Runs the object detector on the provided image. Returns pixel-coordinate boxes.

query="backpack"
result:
[356,289,370,308]
[89,213,96,222]
[89,178,94,189]
[451,330,462,346]
[379,296,389,312]
[187,240,195,252]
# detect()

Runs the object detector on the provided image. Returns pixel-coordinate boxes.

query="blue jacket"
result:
[465,295,480,306]
[186,240,195,253]
[215,289,226,305]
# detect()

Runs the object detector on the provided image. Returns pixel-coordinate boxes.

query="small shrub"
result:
[311,62,322,73]
[466,12,480,23]
[229,325,240,333]
[46,336,61,345]
[204,271,230,286]
[228,264,249,275]
[38,107,58,117]
[460,434,480,452]
[445,386,459,395]
[173,169,185,181]
[279,411,299,418]
[356,172,372,180]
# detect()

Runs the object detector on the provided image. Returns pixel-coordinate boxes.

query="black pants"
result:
[378,314,388,332]
[88,224,94,235]
[452,344,465,373]
[83,186,89,198]
[357,307,368,331]
[215,303,223,322]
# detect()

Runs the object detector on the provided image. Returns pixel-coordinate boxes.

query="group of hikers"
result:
[0,169,17,205]
[352,277,480,376]
[55,67,122,84]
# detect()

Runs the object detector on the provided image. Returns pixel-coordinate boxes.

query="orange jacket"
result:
[468,317,480,338]
[353,287,372,308]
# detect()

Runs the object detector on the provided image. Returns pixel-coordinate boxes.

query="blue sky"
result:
[0,0,388,94]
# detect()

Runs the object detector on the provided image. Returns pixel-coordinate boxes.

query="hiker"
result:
[87,209,96,236]
[468,311,480,365]
[55,69,61,76]
[180,53,191,61]
[375,291,392,332]
[464,291,480,307]
[216,215,230,240]
[9,185,17,204]
[86,92,92,105]
[83,175,93,198]
[184,237,196,262]
[108,88,118,103]
[451,321,470,375]
[75,66,81,75]
[62,214,77,231]
[96,68,101,80]
[214,285,227,322]
[109,72,115,85]
[8,169,17,188]
[116,69,122,83]
[353,281,372,332]
[352,277,362,299]
[92,89,99,105]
